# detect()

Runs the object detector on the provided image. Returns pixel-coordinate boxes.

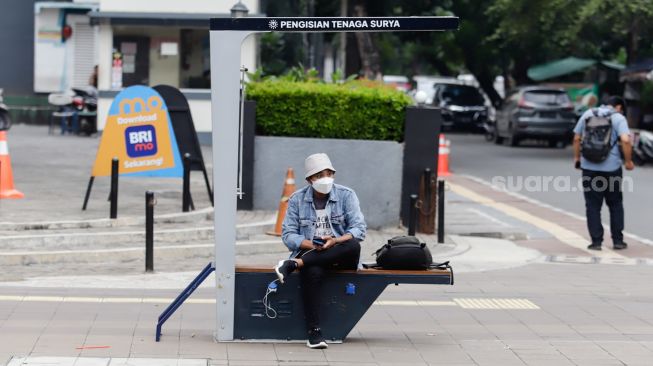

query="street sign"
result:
[210,16,459,32]
[91,85,182,177]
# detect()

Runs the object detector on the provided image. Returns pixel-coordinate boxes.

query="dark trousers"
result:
[582,168,624,245]
[295,238,361,331]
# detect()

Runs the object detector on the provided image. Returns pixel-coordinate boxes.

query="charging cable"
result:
[262,280,279,319]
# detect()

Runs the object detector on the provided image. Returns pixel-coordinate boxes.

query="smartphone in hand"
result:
[312,238,326,246]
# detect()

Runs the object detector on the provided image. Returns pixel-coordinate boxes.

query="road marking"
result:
[461,174,653,247]
[453,298,539,310]
[544,254,652,266]
[0,295,540,310]
[7,357,208,366]
[466,207,512,227]
[448,181,626,259]
[375,300,457,306]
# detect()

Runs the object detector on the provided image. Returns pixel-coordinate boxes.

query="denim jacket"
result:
[281,183,367,258]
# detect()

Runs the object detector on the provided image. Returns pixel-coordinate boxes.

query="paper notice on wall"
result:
[123,54,135,73]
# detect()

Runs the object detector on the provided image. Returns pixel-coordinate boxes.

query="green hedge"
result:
[245,80,413,141]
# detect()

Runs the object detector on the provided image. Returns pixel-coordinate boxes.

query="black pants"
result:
[295,238,361,331]
[582,168,624,245]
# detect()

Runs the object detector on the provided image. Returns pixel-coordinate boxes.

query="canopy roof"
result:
[528,57,624,81]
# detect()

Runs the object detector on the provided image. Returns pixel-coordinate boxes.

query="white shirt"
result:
[314,209,334,238]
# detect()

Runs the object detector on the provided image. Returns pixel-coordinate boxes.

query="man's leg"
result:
[299,265,325,331]
[298,239,361,332]
[583,170,605,246]
[300,239,361,269]
[605,169,625,245]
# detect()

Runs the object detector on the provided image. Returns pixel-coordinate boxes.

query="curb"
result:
[0,220,276,249]
[0,240,287,266]
[0,207,216,231]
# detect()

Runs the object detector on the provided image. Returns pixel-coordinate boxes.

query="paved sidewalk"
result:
[1,262,653,365]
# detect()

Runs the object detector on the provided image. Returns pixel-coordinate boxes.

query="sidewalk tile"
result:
[323,349,374,363]
[226,343,276,361]
[273,344,327,362]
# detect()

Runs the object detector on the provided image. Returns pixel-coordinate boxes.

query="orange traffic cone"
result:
[437,134,451,177]
[0,131,24,199]
[267,168,296,236]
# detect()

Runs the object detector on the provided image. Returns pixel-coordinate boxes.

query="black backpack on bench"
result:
[364,235,454,285]
[374,235,433,270]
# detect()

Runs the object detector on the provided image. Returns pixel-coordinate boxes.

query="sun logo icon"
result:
[268,20,278,30]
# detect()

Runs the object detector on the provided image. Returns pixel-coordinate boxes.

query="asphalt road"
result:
[448,133,653,242]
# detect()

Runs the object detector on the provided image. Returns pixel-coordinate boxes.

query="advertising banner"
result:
[91,86,182,177]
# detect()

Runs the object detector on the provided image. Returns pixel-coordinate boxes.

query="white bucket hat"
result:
[304,153,336,179]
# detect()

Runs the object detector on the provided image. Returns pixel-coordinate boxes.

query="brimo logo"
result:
[119,96,163,115]
[125,124,158,158]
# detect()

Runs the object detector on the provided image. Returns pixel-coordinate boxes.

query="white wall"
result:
[34,10,94,92]
[99,0,258,14]
[97,22,113,91]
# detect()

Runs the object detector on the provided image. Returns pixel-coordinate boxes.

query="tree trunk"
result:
[626,16,640,65]
[474,71,503,107]
[353,0,382,80]
[512,55,531,86]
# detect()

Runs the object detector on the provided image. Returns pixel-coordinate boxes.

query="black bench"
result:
[156,262,453,342]
[233,265,453,342]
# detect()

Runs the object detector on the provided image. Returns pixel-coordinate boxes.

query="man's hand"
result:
[625,160,635,171]
[574,159,581,170]
[320,236,337,251]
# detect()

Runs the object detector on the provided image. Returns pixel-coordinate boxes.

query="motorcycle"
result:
[633,130,653,166]
[0,88,12,131]
[71,87,97,135]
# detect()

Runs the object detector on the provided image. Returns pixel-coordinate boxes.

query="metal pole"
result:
[82,176,95,210]
[210,30,251,341]
[183,153,191,212]
[145,191,155,273]
[437,180,445,243]
[110,157,119,219]
[423,168,431,213]
[408,194,418,236]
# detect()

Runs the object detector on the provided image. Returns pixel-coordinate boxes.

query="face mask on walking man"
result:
[273,152,366,349]
[573,96,634,251]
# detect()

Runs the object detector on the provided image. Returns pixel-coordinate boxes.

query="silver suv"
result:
[495,86,576,147]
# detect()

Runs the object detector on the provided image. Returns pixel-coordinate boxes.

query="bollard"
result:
[145,191,155,273]
[110,157,119,219]
[182,153,191,212]
[408,194,418,236]
[417,168,436,234]
[437,180,445,243]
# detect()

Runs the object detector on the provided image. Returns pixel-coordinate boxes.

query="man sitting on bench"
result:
[274,153,367,349]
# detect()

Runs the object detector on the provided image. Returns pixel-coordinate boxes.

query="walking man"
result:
[573,96,634,250]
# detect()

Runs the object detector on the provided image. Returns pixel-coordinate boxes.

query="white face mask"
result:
[312,177,334,194]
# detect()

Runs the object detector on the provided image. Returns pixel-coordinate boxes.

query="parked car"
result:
[382,75,411,92]
[495,86,576,147]
[432,83,489,130]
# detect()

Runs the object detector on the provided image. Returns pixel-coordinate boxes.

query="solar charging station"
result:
[201,15,459,342]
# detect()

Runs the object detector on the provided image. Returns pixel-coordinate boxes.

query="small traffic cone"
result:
[437,134,451,177]
[267,168,296,236]
[0,131,24,199]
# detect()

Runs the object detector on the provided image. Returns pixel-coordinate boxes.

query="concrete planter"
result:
[253,136,403,229]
